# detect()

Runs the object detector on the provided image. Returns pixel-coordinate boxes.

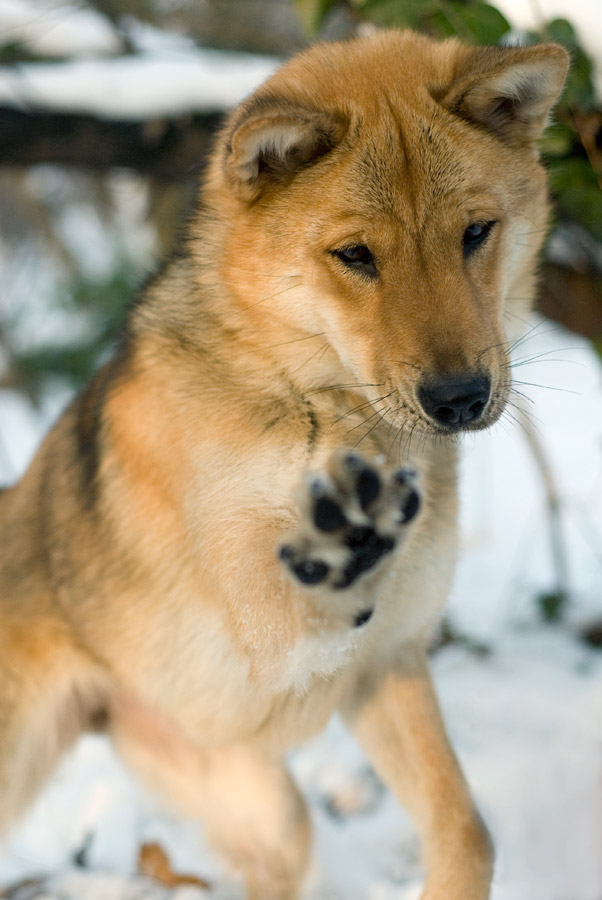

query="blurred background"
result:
[1,2,602,899]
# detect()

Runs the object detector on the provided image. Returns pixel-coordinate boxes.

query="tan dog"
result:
[0,29,567,900]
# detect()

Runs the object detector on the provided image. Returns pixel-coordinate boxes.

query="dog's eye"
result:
[462,221,497,258]
[332,245,378,278]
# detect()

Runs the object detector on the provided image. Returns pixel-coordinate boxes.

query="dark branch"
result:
[0,106,225,179]
[537,262,602,342]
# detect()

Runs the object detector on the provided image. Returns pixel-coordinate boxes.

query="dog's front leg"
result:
[340,649,493,900]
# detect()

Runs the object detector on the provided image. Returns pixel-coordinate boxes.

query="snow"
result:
[0,49,280,119]
[1,323,602,899]
[0,0,278,119]
[453,323,602,635]
[0,0,600,123]
[0,0,122,59]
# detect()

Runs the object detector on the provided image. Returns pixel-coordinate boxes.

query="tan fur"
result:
[0,30,567,899]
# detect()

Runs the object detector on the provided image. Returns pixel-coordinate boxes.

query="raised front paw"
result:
[279,452,420,591]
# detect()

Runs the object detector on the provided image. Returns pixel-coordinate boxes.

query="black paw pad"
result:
[335,530,395,588]
[313,495,346,533]
[279,546,330,585]
[353,608,373,628]
[344,525,376,550]
[400,489,420,523]
[357,468,381,511]
[293,559,330,584]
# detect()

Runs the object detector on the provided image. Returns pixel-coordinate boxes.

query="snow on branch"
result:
[0,51,278,119]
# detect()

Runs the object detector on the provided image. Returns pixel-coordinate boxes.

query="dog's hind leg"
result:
[200,746,311,900]
[111,703,311,900]
[0,614,108,836]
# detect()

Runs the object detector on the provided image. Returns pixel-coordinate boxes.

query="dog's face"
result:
[212,31,567,437]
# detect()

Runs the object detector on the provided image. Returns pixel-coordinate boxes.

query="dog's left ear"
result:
[224,96,348,202]
[444,43,569,144]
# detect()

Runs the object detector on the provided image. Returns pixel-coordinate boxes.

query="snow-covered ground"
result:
[1,322,602,900]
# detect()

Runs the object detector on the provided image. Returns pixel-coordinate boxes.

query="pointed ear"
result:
[224,97,348,201]
[444,44,569,144]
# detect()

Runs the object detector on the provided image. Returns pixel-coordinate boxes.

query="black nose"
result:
[418,374,491,427]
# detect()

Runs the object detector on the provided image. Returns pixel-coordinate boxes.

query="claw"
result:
[393,467,417,485]
[343,452,363,471]
[400,489,420,523]
[308,475,329,498]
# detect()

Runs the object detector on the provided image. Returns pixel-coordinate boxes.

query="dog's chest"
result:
[273,626,363,694]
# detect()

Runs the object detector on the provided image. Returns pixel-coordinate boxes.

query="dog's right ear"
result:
[224,97,348,202]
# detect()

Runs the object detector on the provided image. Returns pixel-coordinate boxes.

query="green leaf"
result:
[350,0,437,29]
[537,590,568,622]
[293,0,337,33]
[432,2,510,44]
[593,336,602,363]
[0,40,32,63]
[17,342,107,391]
[549,157,597,190]
[544,18,596,111]
[539,123,575,157]
[544,16,578,46]
[550,159,602,240]
[11,264,137,397]
[457,3,510,43]
[353,0,510,42]
[564,52,596,112]
[560,187,602,241]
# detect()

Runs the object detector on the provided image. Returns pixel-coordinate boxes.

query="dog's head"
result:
[208,30,568,436]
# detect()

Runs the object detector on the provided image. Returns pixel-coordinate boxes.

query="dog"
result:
[0,29,567,900]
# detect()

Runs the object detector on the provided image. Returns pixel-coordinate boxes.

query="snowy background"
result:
[1,2,602,899]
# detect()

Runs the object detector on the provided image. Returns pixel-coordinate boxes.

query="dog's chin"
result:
[430,418,495,438]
